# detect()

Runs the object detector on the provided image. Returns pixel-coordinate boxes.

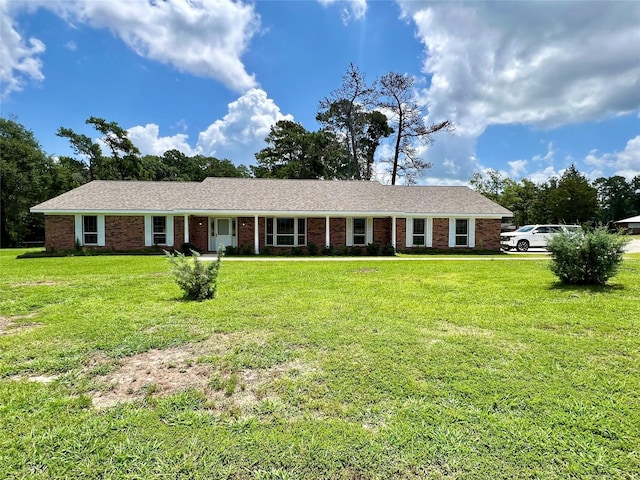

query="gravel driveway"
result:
[625,238,640,253]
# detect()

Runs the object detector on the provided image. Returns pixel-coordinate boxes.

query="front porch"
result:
[183,215,404,254]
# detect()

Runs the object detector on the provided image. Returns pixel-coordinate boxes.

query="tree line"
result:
[253,64,452,184]
[2,63,638,246]
[0,117,250,247]
[470,166,640,227]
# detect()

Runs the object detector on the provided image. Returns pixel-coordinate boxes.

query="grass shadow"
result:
[548,282,625,293]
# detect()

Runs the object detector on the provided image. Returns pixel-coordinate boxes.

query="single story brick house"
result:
[30,178,512,253]
[615,215,640,234]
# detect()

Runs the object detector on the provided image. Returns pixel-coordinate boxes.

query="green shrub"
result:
[307,242,319,256]
[165,249,222,301]
[259,246,273,256]
[291,246,304,256]
[241,244,255,256]
[179,242,201,256]
[224,245,239,256]
[366,243,381,256]
[322,246,334,256]
[547,228,628,285]
[382,243,396,256]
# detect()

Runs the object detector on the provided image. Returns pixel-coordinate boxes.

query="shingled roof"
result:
[31,178,512,217]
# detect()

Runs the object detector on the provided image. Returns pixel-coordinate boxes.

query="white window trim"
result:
[448,218,475,248]
[75,214,105,247]
[346,217,372,247]
[145,215,174,247]
[406,217,433,248]
[265,217,307,247]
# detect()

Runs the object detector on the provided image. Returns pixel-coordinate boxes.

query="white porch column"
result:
[391,216,397,249]
[254,215,259,254]
[325,216,331,247]
[183,214,189,244]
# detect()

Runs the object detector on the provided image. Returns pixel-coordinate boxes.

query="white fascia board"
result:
[401,213,507,219]
[180,210,398,217]
[33,209,509,219]
[32,209,177,215]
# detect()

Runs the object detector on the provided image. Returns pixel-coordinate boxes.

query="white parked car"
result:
[501,224,581,252]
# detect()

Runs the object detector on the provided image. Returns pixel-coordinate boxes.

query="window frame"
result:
[352,218,366,246]
[455,218,469,247]
[265,217,306,247]
[83,215,98,245]
[412,218,426,246]
[152,216,167,245]
[144,215,173,247]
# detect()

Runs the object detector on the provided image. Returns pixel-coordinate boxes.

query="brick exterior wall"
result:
[307,217,325,247]
[432,218,450,249]
[45,215,75,251]
[189,217,209,252]
[396,218,406,250]
[373,218,391,245]
[330,218,346,247]
[237,217,255,251]
[43,214,502,253]
[475,218,502,251]
[104,216,145,250]
[174,216,184,247]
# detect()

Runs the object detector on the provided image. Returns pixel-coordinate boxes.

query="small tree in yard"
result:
[547,228,628,286]
[166,249,222,300]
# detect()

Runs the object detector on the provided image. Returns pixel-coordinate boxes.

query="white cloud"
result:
[5,0,260,94]
[403,1,640,133]
[126,89,293,163]
[396,1,640,182]
[318,0,367,24]
[532,142,555,165]
[528,166,561,185]
[197,88,293,161]
[584,135,640,181]
[508,160,528,178]
[127,124,196,157]
[0,1,46,97]
[417,134,481,185]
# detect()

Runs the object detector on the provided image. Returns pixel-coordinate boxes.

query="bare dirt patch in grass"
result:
[0,313,42,335]
[11,281,65,287]
[90,331,317,413]
[354,268,379,274]
[91,346,211,409]
[434,320,494,337]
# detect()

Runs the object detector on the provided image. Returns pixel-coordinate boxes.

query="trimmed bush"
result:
[366,243,381,256]
[224,245,239,256]
[179,242,201,256]
[547,228,628,285]
[165,249,222,301]
[307,242,319,256]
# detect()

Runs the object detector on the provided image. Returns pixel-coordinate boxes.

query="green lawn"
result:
[1,250,639,479]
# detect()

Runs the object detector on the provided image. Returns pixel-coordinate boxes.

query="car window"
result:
[550,226,563,233]
[516,226,535,232]
[536,227,549,233]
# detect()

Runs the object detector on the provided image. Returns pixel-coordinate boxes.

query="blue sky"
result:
[2,0,639,185]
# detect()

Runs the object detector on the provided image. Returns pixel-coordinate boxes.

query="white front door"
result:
[209,218,235,251]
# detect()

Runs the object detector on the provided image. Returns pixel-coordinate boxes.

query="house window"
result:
[266,218,306,246]
[83,216,98,245]
[353,218,366,246]
[413,218,426,246]
[455,219,468,246]
[153,216,167,245]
